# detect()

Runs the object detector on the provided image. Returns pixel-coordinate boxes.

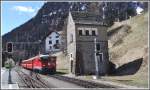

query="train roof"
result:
[22,54,56,62]
[22,56,39,62]
[39,54,49,57]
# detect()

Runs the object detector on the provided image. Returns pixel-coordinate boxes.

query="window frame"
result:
[49,40,52,44]
[56,36,59,38]
[85,30,89,36]
[92,30,96,36]
[78,30,82,36]
[96,43,100,51]
[56,40,59,44]
[92,28,98,35]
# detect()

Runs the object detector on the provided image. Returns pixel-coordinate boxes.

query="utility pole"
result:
[8,56,12,84]
[94,38,99,79]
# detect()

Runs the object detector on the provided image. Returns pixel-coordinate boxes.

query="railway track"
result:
[16,70,49,88]
[48,75,116,88]
[16,68,116,88]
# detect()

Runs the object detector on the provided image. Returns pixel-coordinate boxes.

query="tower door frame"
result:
[96,52,104,74]
[97,53,103,63]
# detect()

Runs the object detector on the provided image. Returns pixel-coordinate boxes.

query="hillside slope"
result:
[107,12,148,87]
[108,12,148,67]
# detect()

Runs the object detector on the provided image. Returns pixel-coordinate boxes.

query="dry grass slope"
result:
[107,12,148,88]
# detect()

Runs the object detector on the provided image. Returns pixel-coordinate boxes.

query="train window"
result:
[41,56,49,61]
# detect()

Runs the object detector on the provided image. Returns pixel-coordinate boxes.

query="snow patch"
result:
[102,7,105,11]
[53,11,56,14]
[70,5,73,9]
[81,5,86,10]
[49,12,53,16]
[58,9,62,12]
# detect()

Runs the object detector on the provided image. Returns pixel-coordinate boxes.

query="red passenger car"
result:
[21,55,56,74]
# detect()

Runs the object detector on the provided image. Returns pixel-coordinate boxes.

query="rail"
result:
[49,75,116,88]
[16,70,49,88]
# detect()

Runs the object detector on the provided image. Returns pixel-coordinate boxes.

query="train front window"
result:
[40,56,49,61]
[41,56,49,66]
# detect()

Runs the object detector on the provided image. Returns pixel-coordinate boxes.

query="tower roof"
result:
[70,11,108,26]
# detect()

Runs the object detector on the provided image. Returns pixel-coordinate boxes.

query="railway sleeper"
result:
[50,75,115,88]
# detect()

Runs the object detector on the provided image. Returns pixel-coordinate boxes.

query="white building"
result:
[45,31,61,53]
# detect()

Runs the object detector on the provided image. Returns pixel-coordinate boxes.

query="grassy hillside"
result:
[107,12,148,88]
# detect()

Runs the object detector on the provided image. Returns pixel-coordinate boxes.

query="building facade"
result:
[67,11,109,75]
[45,32,61,53]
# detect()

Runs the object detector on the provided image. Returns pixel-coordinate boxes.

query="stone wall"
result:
[75,24,109,75]
[66,12,76,74]
[76,41,109,75]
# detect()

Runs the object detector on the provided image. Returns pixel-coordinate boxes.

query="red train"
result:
[21,54,56,74]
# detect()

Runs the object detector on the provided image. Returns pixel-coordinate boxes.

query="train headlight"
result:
[48,63,51,66]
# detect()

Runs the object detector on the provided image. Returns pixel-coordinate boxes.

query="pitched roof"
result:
[70,11,108,26]
[41,31,59,41]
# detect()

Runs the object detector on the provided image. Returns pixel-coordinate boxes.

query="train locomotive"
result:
[21,54,56,74]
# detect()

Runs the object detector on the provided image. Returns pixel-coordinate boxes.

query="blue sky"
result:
[1,1,45,36]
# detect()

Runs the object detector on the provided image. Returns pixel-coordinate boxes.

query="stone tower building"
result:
[66,11,109,75]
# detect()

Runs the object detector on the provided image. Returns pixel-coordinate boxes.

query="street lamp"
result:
[94,38,99,79]
[8,58,13,84]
